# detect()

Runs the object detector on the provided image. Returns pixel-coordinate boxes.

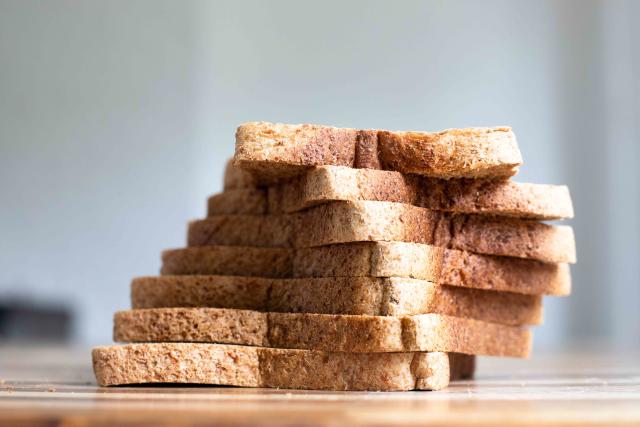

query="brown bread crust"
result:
[235,122,522,181]
[92,343,473,390]
[190,201,576,263]
[161,242,571,296]
[131,275,543,325]
[113,308,531,357]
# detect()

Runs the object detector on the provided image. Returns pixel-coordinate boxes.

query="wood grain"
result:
[0,345,639,426]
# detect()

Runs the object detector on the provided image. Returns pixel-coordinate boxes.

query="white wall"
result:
[0,0,638,347]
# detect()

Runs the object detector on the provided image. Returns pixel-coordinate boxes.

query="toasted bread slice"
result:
[113,308,530,357]
[161,242,571,296]
[131,275,542,325]
[191,201,576,264]
[214,164,573,220]
[93,343,474,390]
[235,122,522,181]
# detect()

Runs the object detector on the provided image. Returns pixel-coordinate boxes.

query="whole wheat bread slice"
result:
[161,242,571,296]
[235,122,522,182]
[213,164,573,220]
[190,201,576,263]
[131,275,542,325]
[210,188,269,215]
[223,159,259,190]
[93,343,474,390]
[113,308,531,357]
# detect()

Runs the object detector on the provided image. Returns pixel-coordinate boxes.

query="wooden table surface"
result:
[0,345,639,426]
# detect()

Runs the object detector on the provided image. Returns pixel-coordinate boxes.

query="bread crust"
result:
[93,343,475,390]
[113,309,531,357]
[235,122,522,181]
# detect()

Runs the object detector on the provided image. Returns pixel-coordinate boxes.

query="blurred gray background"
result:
[0,0,638,349]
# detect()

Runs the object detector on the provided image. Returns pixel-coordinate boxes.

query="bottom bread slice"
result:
[92,343,474,391]
[113,308,531,357]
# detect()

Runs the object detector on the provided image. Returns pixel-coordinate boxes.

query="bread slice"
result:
[113,308,531,357]
[209,188,269,215]
[93,343,474,390]
[235,122,522,181]
[131,275,542,325]
[223,159,258,190]
[191,201,576,264]
[161,242,571,296]
[214,164,574,220]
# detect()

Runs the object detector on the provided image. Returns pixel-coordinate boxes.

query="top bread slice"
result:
[215,163,574,220]
[235,122,522,182]
[93,343,472,391]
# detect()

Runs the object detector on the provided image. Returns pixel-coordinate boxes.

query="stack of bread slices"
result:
[93,122,575,391]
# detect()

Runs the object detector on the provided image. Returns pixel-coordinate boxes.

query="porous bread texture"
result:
[214,164,574,220]
[93,343,473,390]
[160,242,571,296]
[113,308,531,357]
[377,127,522,178]
[234,122,522,181]
[131,275,543,326]
[190,201,577,264]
